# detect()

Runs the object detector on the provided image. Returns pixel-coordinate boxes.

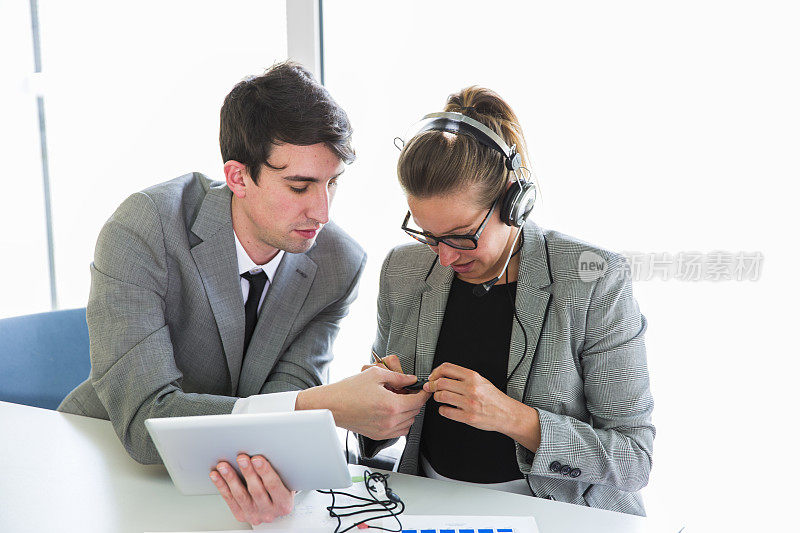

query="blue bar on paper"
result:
[440,530,456,533]
[478,530,495,533]
[421,530,436,533]
[402,530,417,533]
[497,529,514,532]
[459,529,476,533]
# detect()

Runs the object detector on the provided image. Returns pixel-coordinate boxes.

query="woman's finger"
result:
[427,376,467,394]
[433,389,466,408]
[429,362,473,382]
[382,354,403,373]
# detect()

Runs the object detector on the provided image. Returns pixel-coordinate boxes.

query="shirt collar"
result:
[234,230,285,282]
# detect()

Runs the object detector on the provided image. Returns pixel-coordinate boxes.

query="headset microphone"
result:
[472,223,525,297]
[405,111,538,297]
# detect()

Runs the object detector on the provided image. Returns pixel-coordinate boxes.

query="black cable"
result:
[503,231,539,499]
[316,470,405,533]
[504,231,528,388]
[344,429,350,464]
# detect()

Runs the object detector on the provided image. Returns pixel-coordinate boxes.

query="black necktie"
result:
[241,270,268,354]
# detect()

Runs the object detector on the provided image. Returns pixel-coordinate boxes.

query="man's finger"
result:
[236,455,271,509]
[391,389,430,411]
[216,462,252,507]
[252,456,294,516]
[210,470,246,522]
[389,419,416,438]
[379,367,419,388]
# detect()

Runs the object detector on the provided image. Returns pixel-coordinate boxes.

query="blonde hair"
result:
[398,86,530,208]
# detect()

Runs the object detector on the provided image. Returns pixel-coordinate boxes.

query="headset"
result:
[409,111,537,228]
[406,111,538,296]
[405,111,546,498]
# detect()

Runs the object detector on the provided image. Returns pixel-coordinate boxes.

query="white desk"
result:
[0,401,666,533]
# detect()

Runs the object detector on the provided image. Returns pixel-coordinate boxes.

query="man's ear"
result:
[224,160,249,198]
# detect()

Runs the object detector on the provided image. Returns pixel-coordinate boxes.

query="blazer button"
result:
[549,461,562,473]
[569,468,582,478]
[559,465,572,476]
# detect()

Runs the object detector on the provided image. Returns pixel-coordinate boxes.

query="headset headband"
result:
[411,112,522,171]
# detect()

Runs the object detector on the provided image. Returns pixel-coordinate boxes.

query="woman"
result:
[360,87,655,515]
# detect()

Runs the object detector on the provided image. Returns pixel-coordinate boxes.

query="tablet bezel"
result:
[145,409,353,495]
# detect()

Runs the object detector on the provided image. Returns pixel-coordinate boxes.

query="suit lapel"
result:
[237,252,318,397]
[190,185,245,394]
[415,260,453,380]
[506,223,553,402]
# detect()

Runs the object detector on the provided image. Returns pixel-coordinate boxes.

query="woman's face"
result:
[407,187,517,285]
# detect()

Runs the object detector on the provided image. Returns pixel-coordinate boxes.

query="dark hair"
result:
[220,61,355,183]
[397,86,529,208]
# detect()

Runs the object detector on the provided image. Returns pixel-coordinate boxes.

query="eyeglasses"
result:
[401,196,499,250]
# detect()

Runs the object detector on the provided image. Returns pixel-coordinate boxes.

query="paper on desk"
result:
[146,514,537,533]
[148,479,538,533]
[386,515,538,533]
[252,486,540,532]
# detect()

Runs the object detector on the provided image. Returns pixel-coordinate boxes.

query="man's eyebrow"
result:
[283,169,345,183]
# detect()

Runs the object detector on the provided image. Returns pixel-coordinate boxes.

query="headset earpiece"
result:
[405,112,536,227]
[499,178,537,227]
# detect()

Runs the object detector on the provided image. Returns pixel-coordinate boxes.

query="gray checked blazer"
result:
[59,173,366,464]
[360,222,654,516]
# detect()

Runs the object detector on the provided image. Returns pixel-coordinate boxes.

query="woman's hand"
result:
[209,454,294,526]
[424,363,542,452]
[424,362,514,433]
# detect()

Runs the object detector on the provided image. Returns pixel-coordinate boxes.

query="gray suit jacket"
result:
[360,222,654,515]
[59,173,366,464]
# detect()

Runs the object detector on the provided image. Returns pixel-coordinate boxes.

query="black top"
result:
[420,276,523,483]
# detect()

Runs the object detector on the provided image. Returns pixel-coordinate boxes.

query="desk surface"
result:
[0,401,665,533]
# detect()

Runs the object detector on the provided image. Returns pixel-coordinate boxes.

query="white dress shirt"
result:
[234,230,284,313]
[231,232,299,414]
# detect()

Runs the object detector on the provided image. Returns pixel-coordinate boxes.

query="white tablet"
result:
[145,409,353,495]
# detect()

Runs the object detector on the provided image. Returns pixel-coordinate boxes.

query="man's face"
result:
[233,143,345,256]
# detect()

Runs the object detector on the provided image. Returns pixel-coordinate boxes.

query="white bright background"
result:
[323,2,800,532]
[1,1,798,532]
[0,0,287,313]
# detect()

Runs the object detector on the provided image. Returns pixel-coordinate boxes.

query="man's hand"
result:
[424,362,516,433]
[297,365,430,440]
[209,454,294,526]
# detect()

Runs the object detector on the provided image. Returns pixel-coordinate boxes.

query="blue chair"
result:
[0,308,90,410]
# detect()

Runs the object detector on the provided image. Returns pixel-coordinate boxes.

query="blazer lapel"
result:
[506,223,553,403]
[237,252,318,397]
[190,185,245,394]
[415,260,453,380]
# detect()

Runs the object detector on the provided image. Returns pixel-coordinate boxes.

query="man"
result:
[58,62,429,525]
